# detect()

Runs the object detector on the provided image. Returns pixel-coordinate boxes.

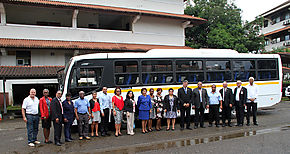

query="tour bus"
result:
[59,49,283,118]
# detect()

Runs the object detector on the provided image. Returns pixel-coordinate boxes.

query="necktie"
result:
[58,98,63,114]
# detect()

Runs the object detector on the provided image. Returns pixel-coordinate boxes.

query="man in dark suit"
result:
[192,82,209,129]
[50,90,63,146]
[219,81,233,127]
[178,80,192,130]
[233,80,247,126]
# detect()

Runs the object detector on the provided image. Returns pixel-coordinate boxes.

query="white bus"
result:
[59,49,282,115]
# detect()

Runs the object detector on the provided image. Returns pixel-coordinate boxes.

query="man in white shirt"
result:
[245,77,259,126]
[22,89,40,147]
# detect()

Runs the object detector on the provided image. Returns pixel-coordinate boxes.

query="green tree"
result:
[185,0,264,53]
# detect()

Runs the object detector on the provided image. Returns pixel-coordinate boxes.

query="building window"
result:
[265,39,269,46]
[264,20,268,28]
[285,35,290,41]
[16,51,31,66]
[277,37,281,43]
[285,13,290,20]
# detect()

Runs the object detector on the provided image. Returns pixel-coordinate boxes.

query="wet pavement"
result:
[1,101,290,154]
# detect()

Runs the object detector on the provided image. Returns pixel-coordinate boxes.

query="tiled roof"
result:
[0,38,192,51]
[0,65,64,79]
[2,0,206,24]
[263,26,290,37]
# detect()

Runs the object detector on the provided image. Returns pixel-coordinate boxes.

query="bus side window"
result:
[257,60,278,80]
[115,61,139,85]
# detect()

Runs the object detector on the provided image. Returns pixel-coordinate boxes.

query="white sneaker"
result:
[34,141,41,144]
[28,143,35,147]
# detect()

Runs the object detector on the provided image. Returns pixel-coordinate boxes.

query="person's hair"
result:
[43,89,49,93]
[57,90,62,94]
[79,91,84,95]
[212,84,216,88]
[157,88,163,92]
[92,91,97,95]
[66,93,71,97]
[126,91,134,100]
[168,88,174,92]
[141,88,147,93]
[114,87,121,95]
[237,80,242,83]
[249,77,255,81]
[149,88,154,92]
[183,80,188,83]
[102,87,107,90]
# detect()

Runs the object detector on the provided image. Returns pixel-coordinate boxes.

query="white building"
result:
[0,0,206,107]
[261,1,290,52]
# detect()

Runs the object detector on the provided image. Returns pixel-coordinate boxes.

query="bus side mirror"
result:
[76,68,80,80]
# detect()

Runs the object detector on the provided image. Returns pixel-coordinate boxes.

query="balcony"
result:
[0,3,185,46]
[265,40,290,51]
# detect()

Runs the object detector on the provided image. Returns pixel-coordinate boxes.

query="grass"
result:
[281,97,290,102]
[6,106,22,111]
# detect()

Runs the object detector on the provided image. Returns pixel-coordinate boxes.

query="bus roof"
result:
[72,49,280,61]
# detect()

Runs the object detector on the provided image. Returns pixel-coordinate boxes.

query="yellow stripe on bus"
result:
[107,81,280,93]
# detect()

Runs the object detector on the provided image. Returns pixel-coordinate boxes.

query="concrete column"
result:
[0,3,6,25]
[72,9,79,28]
[132,15,140,33]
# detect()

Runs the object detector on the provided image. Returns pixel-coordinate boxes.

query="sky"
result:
[235,0,288,21]
[188,0,288,21]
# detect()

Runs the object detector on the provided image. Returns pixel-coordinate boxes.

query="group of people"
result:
[21,77,258,147]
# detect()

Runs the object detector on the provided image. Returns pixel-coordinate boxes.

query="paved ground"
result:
[0,101,289,154]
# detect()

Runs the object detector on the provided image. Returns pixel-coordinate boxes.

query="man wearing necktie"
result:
[219,81,233,127]
[178,80,193,130]
[50,91,64,146]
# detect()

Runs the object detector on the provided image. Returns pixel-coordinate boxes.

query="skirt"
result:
[139,110,150,120]
[114,107,123,124]
[92,111,101,122]
[149,108,156,119]
[166,111,177,119]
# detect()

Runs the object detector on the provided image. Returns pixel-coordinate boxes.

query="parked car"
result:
[285,86,290,99]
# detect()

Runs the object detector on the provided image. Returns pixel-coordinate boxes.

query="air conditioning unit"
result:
[283,20,290,25]
[283,41,290,46]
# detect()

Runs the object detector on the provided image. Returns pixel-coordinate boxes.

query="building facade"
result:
[0,0,206,106]
[261,1,290,52]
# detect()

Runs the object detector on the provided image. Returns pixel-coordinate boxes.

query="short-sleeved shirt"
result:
[22,96,39,115]
[74,98,90,114]
[208,91,222,105]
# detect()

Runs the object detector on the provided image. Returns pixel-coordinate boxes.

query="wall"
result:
[50,0,184,14]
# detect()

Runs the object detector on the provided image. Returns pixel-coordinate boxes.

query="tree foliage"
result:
[185,0,264,53]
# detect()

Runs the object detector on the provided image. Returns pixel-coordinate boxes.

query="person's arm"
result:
[205,90,209,108]
[39,99,45,119]
[21,108,27,122]
[243,88,248,106]
[74,108,79,120]
[219,94,223,109]
[178,89,185,106]
[254,86,258,101]
[62,101,67,120]
[163,96,168,112]
[176,96,180,111]
[148,96,152,109]
[229,89,233,107]
[50,99,56,121]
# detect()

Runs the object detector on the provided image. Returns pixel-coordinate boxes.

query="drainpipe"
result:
[3,77,7,114]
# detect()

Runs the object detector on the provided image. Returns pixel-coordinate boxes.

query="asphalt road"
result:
[0,101,289,154]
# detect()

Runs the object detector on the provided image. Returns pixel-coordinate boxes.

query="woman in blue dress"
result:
[164,88,180,131]
[137,88,152,134]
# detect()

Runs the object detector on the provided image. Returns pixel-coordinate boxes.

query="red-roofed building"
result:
[0,0,206,106]
[261,1,290,52]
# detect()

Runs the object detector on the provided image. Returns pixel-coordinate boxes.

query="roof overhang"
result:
[0,65,64,79]
[260,1,290,18]
[263,26,290,37]
[0,0,207,25]
[0,38,192,52]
